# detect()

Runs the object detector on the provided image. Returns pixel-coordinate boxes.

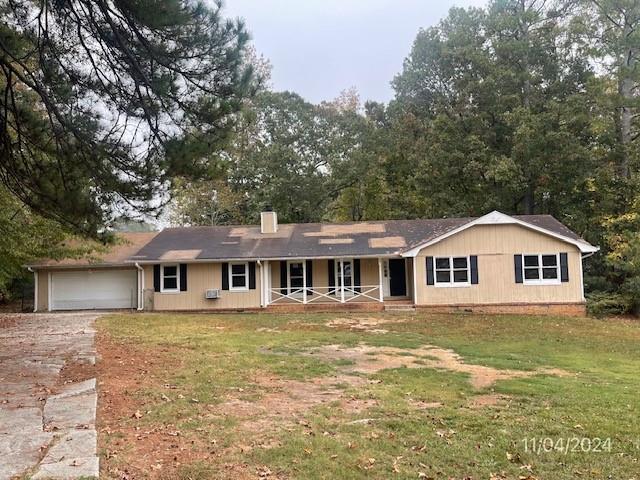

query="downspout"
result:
[28,267,37,313]
[135,263,144,311]
[257,260,264,308]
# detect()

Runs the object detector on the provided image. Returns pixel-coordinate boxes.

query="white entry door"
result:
[51,270,137,310]
[382,260,391,297]
[335,259,354,295]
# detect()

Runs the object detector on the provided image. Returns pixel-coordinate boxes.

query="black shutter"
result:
[514,255,523,283]
[153,265,161,292]
[221,263,229,290]
[560,253,569,282]
[179,264,187,291]
[249,262,256,289]
[328,259,335,294]
[353,259,361,293]
[470,256,478,285]
[280,260,287,294]
[306,260,313,295]
[426,257,434,285]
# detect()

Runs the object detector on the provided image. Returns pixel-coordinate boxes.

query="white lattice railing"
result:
[269,285,382,304]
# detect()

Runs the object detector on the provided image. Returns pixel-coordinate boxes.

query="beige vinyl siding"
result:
[37,271,49,311]
[145,263,261,310]
[406,258,414,301]
[414,224,583,305]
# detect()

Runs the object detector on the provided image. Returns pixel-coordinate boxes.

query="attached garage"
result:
[28,232,157,312]
[50,269,138,311]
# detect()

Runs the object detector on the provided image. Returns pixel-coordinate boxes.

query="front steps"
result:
[384,303,416,313]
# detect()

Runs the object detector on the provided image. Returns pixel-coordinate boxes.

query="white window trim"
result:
[522,253,561,285]
[287,260,305,297]
[229,261,249,291]
[334,258,355,296]
[434,255,471,288]
[161,264,180,293]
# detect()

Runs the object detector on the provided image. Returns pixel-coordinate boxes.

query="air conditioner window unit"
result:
[205,289,221,299]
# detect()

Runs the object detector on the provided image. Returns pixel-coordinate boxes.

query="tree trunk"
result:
[618,37,636,179]
[520,0,534,215]
[523,184,535,215]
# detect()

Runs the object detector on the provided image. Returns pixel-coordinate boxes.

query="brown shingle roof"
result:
[31,232,158,268]
[132,214,591,262]
[29,213,594,267]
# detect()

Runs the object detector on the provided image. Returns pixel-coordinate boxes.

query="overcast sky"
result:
[223,0,488,104]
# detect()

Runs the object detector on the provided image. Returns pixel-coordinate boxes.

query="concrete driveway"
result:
[0,313,101,479]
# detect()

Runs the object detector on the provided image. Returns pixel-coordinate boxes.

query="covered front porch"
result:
[260,257,414,307]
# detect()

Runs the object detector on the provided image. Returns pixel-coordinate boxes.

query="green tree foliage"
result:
[384,0,639,310]
[168,177,246,226]
[604,212,640,309]
[0,186,89,299]
[168,89,383,226]
[0,0,255,236]
[588,0,640,179]
[390,1,597,218]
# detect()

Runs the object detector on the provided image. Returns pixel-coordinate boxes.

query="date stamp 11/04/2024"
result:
[522,437,613,455]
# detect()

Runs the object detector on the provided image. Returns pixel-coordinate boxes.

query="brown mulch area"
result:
[96,333,233,480]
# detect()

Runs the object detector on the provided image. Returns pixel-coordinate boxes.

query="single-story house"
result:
[27,210,599,316]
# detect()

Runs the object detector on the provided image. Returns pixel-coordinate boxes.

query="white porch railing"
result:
[269,285,382,304]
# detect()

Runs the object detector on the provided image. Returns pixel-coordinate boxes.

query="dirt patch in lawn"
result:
[467,393,512,409]
[325,316,409,334]
[97,333,219,479]
[305,343,571,389]
[210,373,370,435]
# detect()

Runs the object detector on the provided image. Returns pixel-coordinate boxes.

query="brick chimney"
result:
[260,207,278,234]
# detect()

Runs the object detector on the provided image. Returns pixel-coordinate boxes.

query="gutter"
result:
[126,254,401,265]
[134,262,144,311]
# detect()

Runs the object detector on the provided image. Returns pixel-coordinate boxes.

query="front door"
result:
[382,260,391,297]
[388,259,407,297]
[335,259,354,295]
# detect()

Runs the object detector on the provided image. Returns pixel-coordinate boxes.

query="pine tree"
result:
[0,0,256,236]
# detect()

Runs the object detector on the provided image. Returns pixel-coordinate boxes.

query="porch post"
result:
[302,259,307,304]
[412,257,418,306]
[378,258,384,302]
[339,259,345,303]
[258,262,264,307]
[264,260,270,305]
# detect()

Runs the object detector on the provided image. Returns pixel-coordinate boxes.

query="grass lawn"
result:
[97,312,640,479]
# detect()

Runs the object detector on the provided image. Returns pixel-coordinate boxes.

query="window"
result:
[335,259,354,293]
[229,262,249,291]
[288,261,304,295]
[161,264,179,292]
[522,254,559,284]
[434,256,469,286]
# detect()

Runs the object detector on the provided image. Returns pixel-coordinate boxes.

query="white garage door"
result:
[51,270,137,310]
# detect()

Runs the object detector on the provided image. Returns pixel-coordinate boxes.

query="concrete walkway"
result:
[0,313,101,479]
